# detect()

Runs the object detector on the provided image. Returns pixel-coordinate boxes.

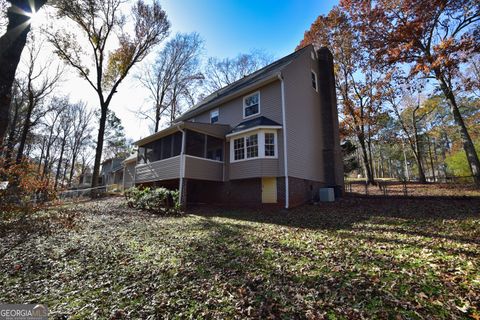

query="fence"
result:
[57,186,107,200]
[344,176,477,197]
[345,180,409,196]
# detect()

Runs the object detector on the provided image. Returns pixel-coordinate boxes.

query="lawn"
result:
[1,196,479,319]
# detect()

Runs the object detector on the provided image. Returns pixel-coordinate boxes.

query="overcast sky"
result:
[24,0,337,142]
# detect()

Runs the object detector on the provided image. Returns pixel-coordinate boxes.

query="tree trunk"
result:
[54,138,66,190]
[358,134,375,184]
[4,99,20,163]
[68,152,78,186]
[15,96,34,163]
[37,135,47,174]
[62,159,69,185]
[402,141,410,181]
[42,123,57,181]
[435,71,480,186]
[0,0,46,143]
[426,135,436,182]
[91,106,108,190]
[412,122,426,184]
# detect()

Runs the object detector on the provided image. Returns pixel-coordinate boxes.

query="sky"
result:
[26,0,338,142]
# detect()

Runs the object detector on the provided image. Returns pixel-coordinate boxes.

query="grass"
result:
[0,196,479,319]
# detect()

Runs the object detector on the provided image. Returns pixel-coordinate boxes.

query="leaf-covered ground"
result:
[1,196,479,319]
[348,182,480,197]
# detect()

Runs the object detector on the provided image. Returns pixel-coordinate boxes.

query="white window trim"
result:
[229,129,278,163]
[243,91,261,119]
[210,108,219,124]
[311,70,318,92]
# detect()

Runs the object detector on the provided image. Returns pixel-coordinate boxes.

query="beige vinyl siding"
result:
[283,48,325,182]
[191,81,283,127]
[123,162,135,188]
[229,158,280,180]
[184,156,223,181]
[135,156,181,183]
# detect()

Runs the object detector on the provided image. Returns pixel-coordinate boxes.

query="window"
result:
[210,109,219,124]
[161,135,172,160]
[243,92,260,118]
[246,134,258,158]
[234,138,244,160]
[185,130,205,158]
[264,133,275,157]
[206,136,223,161]
[230,130,277,162]
[311,70,318,92]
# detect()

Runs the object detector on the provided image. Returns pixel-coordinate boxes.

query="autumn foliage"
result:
[0,157,56,212]
[299,0,480,185]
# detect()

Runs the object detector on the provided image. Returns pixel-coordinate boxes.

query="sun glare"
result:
[26,9,41,27]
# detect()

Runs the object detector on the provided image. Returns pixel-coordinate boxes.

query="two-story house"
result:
[131,45,343,208]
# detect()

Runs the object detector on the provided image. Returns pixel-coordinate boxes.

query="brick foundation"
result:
[138,176,340,209]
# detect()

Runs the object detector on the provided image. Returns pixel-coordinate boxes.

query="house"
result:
[122,153,137,189]
[77,171,93,189]
[100,157,125,190]
[132,45,343,208]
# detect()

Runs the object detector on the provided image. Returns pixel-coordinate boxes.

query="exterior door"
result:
[262,177,277,203]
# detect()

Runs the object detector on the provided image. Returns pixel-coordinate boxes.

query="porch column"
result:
[179,128,187,208]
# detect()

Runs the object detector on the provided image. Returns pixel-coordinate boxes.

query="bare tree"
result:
[67,102,93,186]
[461,55,480,99]
[204,50,273,93]
[40,96,68,182]
[15,39,62,163]
[48,0,170,189]
[137,32,203,132]
[0,0,47,143]
[53,108,72,189]
[2,81,25,163]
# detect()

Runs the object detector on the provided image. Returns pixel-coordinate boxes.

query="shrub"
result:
[125,186,181,215]
[0,158,57,214]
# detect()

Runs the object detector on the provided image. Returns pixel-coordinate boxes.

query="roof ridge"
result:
[178,45,313,120]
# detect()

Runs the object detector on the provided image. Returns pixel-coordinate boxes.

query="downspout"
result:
[122,162,125,191]
[278,73,289,209]
[177,125,186,206]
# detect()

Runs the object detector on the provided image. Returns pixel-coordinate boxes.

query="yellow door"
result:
[262,177,277,203]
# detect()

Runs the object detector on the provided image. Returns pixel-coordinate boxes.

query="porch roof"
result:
[134,121,231,147]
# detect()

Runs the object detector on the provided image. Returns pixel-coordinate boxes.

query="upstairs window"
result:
[243,92,260,118]
[311,70,318,92]
[210,109,219,124]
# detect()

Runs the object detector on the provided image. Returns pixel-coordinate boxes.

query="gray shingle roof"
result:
[229,116,281,134]
[176,45,312,121]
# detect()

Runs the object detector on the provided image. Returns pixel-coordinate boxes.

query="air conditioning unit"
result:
[319,187,335,202]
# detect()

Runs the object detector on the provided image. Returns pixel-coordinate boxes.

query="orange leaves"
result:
[0,157,56,212]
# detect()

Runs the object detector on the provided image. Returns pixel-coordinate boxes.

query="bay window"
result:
[264,133,275,157]
[246,134,258,158]
[230,130,277,162]
[233,138,245,161]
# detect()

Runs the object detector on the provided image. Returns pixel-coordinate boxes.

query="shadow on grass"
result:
[169,213,473,318]
[189,197,480,230]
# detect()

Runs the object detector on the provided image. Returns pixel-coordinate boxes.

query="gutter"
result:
[278,72,289,209]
